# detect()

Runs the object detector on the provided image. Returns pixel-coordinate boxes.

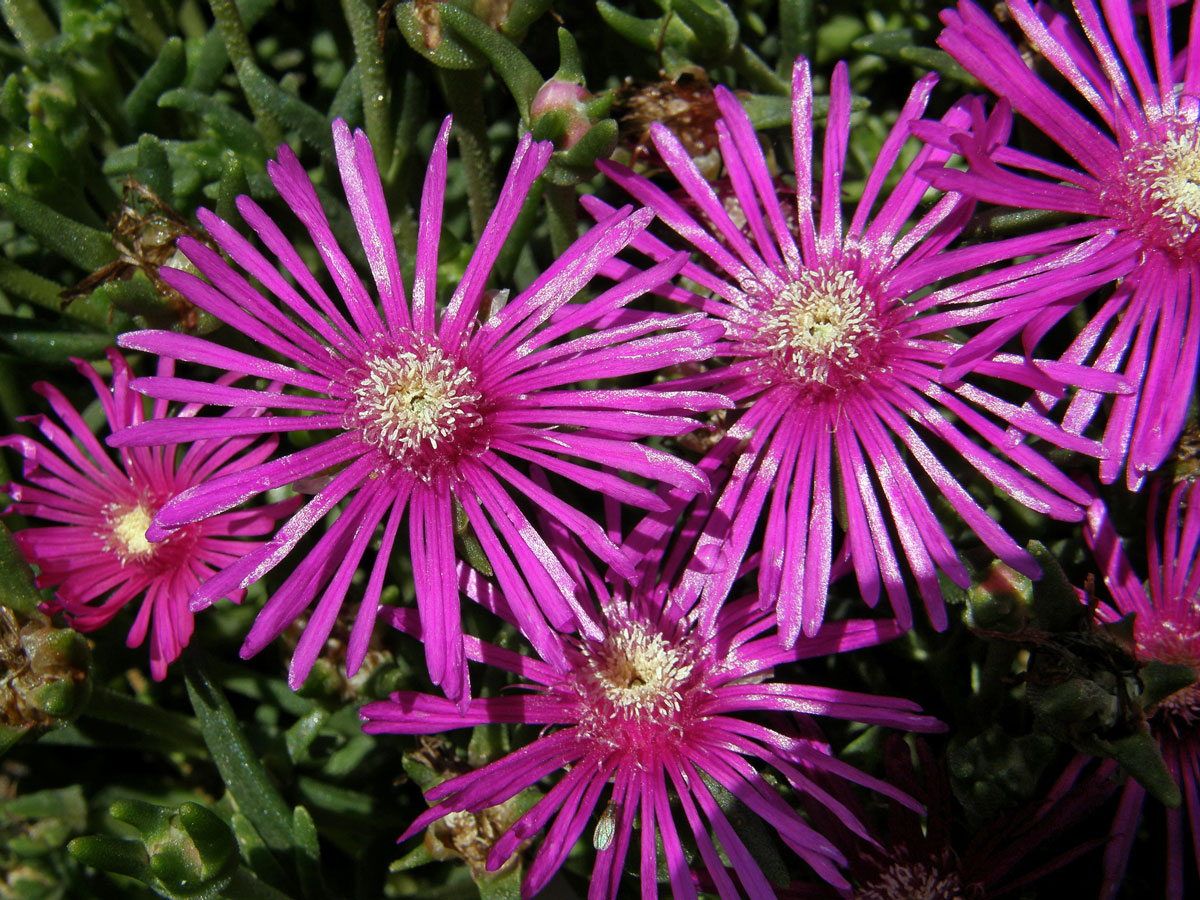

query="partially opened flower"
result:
[1084,481,1200,898]
[593,58,1109,637]
[933,0,1200,489]
[111,117,724,699]
[0,351,293,680]
[362,528,942,899]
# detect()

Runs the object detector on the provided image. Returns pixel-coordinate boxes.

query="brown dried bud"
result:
[0,606,91,734]
[612,69,727,179]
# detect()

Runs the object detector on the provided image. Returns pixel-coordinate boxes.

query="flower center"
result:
[756,268,881,388]
[348,345,485,475]
[104,503,156,565]
[1113,122,1200,256]
[1139,619,1200,734]
[857,861,966,900]
[576,620,701,744]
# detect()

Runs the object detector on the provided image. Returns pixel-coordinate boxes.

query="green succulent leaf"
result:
[439,4,543,121]
[184,656,294,857]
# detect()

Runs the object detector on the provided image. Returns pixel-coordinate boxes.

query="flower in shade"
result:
[932,0,1200,489]
[110,117,724,699]
[0,351,294,680]
[361,526,943,900]
[592,57,1111,637]
[762,737,1119,900]
[1084,480,1200,898]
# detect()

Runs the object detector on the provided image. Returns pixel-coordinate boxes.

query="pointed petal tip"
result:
[192,596,215,614]
[287,653,314,691]
[144,523,172,543]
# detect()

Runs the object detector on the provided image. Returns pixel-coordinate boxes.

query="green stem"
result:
[85,687,207,757]
[0,361,25,438]
[340,0,392,167]
[385,68,424,188]
[437,68,496,242]
[208,0,283,148]
[0,0,56,55]
[544,183,578,257]
[778,0,814,76]
[118,0,167,53]
[730,43,790,95]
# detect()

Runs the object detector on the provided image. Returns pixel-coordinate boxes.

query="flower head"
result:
[593,58,1106,637]
[778,737,1119,900]
[362,526,942,899]
[0,351,292,680]
[111,118,724,699]
[932,0,1200,488]
[1084,480,1200,898]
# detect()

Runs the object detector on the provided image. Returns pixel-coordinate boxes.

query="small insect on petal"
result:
[593,799,618,851]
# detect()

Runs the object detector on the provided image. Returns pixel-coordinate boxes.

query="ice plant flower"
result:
[110,117,723,699]
[593,58,1109,636]
[362,533,943,899]
[778,738,1119,900]
[933,0,1200,489]
[0,351,293,680]
[1084,480,1200,899]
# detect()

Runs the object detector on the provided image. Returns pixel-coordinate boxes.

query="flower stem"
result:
[341,0,392,168]
[0,0,55,55]
[85,686,207,757]
[778,0,815,76]
[545,183,578,257]
[208,0,283,148]
[731,43,790,95]
[438,68,497,242]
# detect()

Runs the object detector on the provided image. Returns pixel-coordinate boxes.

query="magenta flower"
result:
[780,738,1119,900]
[110,118,723,699]
[592,58,1109,637]
[933,0,1200,489]
[0,351,293,680]
[1084,481,1200,898]
[362,547,942,898]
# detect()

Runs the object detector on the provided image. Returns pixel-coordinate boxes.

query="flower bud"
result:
[145,803,238,896]
[966,560,1032,630]
[530,80,592,149]
[72,800,238,900]
[0,606,91,746]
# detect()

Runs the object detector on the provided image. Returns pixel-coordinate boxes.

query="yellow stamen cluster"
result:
[1144,128,1200,242]
[579,620,698,729]
[857,861,966,900]
[758,269,877,386]
[350,347,482,464]
[104,503,156,565]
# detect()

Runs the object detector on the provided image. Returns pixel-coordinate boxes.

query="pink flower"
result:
[1084,480,1200,898]
[110,118,724,699]
[0,351,293,680]
[933,0,1200,489]
[362,532,942,899]
[781,737,1119,900]
[592,58,1108,637]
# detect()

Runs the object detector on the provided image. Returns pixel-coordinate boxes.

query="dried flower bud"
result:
[612,70,725,179]
[0,607,91,742]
